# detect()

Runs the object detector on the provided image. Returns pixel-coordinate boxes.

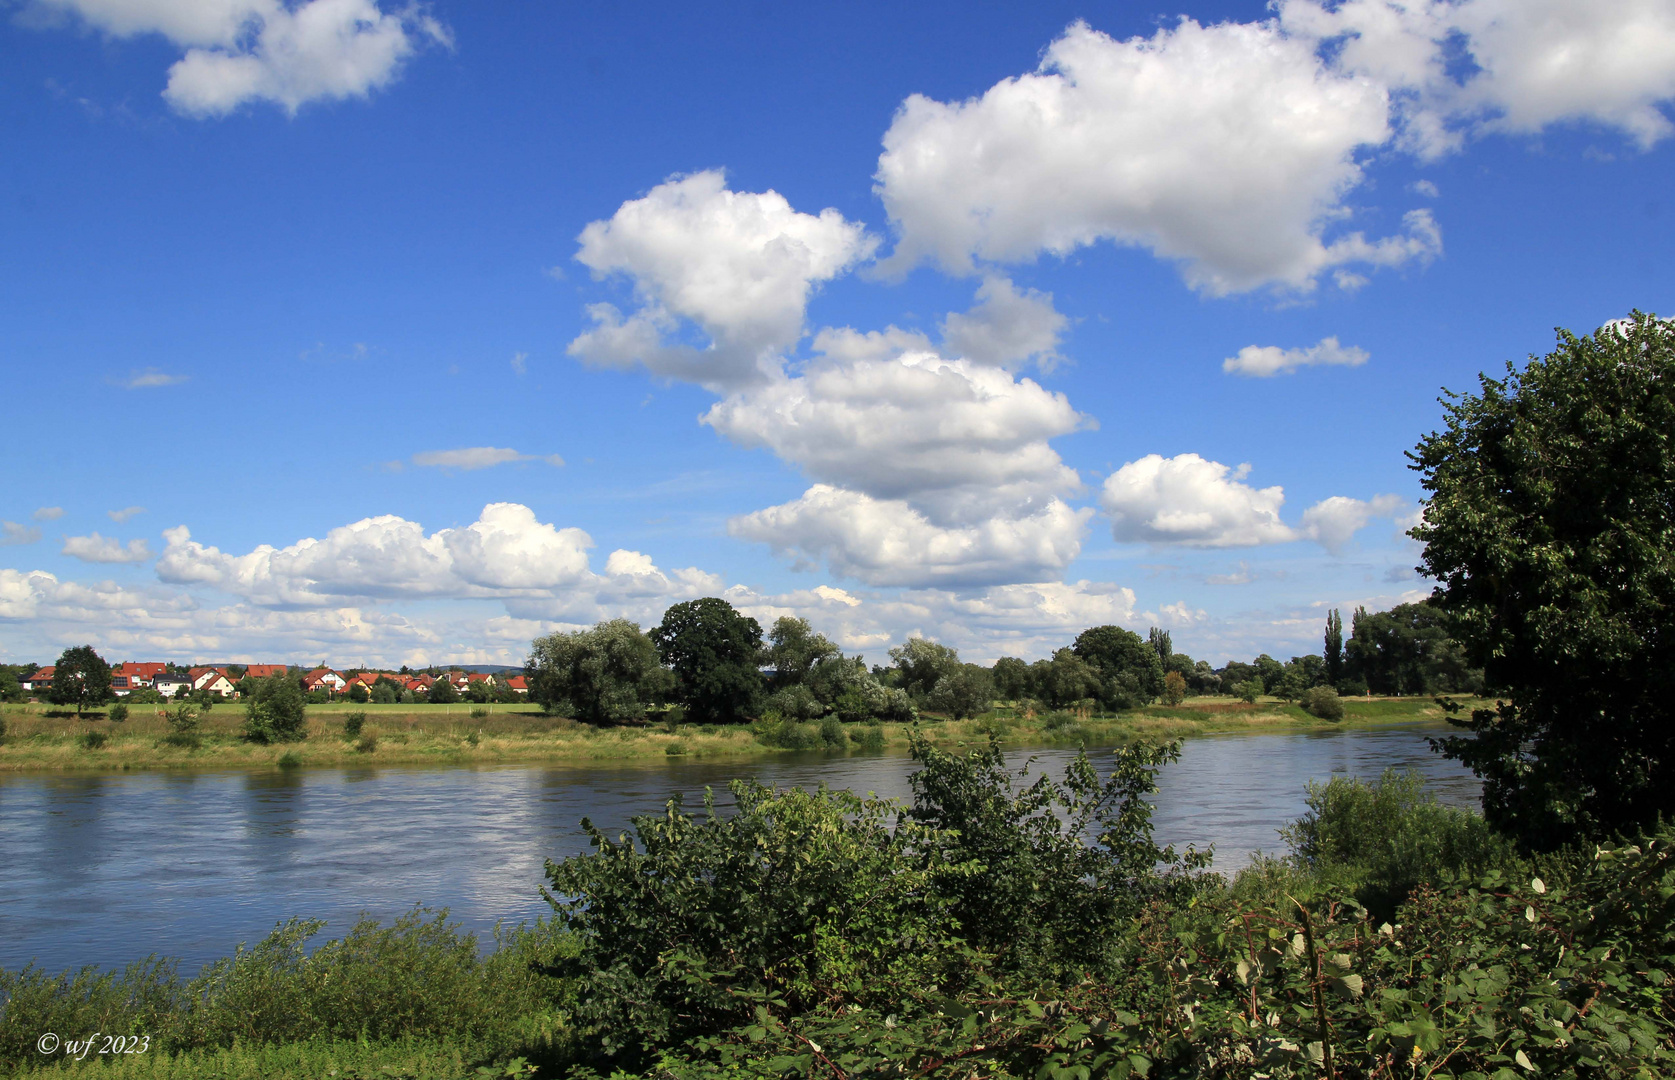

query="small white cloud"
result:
[30,0,454,118]
[1102,454,1294,547]
[116,369,189,389]
[1223,336,1369,377]
[108,506,146,524]
[62,533,154,564]
[410,447,564,471]
[2,522,42,546]
[33,507,64,521]
[511,351,528,375]
[1298,494,1406,553]
[1410,179,1440,197]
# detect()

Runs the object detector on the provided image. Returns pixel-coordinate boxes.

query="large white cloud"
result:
[33,0,449,116]
[151,502,722,616]
[567,171,877,390]
[705,347,1088,525]
[1100,453,1403,551]
[729,485,1090,588]
[1279,0,1675,157]
[874,18,1439,294]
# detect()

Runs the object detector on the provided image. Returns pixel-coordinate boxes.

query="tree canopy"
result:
[527,619,673,725]
[651,598,764,724]
[1413,312,1675,849]
[49,645,111,714]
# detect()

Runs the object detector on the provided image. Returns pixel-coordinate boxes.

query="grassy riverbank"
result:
[0,695,1470,773]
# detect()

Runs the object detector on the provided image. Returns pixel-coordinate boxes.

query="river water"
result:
[0,723,1477,976]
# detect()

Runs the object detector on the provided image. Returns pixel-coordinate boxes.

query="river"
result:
[0,722,1476,976]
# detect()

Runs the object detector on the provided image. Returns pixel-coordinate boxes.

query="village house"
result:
[505,675,529,695]
[115,662,167,685]
[243,664,288,680]
[302,668,347,694]
[404,673,436,694]
[153,672,192,698]
[20,666,53,691]
[193,670,237,698]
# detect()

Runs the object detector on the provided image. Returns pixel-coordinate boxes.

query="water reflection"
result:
[0,724,1476,976]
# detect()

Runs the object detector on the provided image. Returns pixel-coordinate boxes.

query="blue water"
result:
[0,723,1476,975]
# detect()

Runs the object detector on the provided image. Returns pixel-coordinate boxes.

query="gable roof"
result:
[243,664,288,679]
[118,662,168,682]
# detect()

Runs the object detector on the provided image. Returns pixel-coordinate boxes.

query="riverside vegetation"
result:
[1,736,1669,1079]
[6,317,1675,1076]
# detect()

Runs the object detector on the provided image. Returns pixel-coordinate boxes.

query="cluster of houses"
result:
[17,663,529,700]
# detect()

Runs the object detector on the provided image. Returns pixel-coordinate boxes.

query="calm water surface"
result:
[0,723,1476,975]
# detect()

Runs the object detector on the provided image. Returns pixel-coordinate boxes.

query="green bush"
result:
[470,706,489,719]
[343,712,366,738]
[817,714,845,748]
[107,702,129,723]
[750,717,822,749]
[355,734,378,754]
[80,730,107,750]
[1280,768,1516,915]
[1300,684,1344,720]
[244,675,306,744]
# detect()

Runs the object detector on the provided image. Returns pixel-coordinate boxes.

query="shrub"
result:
[343,712,366,738]
[107,702,129,723]
[245,675,307,744]
[469,706,489,719]
[849,722,886,751]
[1161,669,1187,705]
[277,752,301,769]
[1301,684,1344,720]
[752,718,822,750]
[1281,768,1517,915]
[80,729,108,750]
[818,714,845,748]
[355,734,378,754]
[1235,677,1263,703]
[467,729,482,747]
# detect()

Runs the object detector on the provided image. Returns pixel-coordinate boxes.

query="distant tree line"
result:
[525,595,1483,726]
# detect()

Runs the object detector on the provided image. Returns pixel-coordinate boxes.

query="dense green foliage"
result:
[1343,603,1482,697]
[527,620,675,725]
[242,675,307,743]
[49,645,112,715]
[1073,625,1166,708]
[0,910,571,1075]
[1414,313,1675,850]
[652,598,764,724]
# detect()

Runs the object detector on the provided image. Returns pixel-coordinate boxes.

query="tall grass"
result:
[0,909,575,1076]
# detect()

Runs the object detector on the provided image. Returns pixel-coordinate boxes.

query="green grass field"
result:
[0,694,1471,773]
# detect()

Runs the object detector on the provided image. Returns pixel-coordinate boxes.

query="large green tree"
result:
[1412,313,1675,849]
[1072,625,1164,708]
[244,675,307,743]
[761,616,840,690]
[1324,608,1344,686]
[651,598,764,724]
[527,619,674,724]
[49,645,112,715]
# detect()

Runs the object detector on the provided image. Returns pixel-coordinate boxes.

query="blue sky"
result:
[2,0,1673,669]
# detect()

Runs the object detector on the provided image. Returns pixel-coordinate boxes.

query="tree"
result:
[762,617,840,690]
[1147,626,1172,667]
[1033,648,1101,708]
[527,619,674,725]
[244,675,307,743]
[928,664,995,720]
[49,645,112,715]
[1345,603,1480,696]
[1324,608,1345,686]
[428,676,460,704]
[651,598,764,724]
[1161,670,1187,706]
[991,656,1031,700]
[1412,313,1675,849]
[1072,625,1164,708]
[887,638,961,701]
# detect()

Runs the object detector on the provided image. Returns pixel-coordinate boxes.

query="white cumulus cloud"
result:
[62,533,155,564]
[1100,453,1403,551]
[874,18,1439,294]
[1222,336,1370,377]
[33,507,65,521]
[2,522,43,546]
[729,485,1090,588]
[704,347,1088,525]
[938,276,1068,369]
[567,170,877,390]
[1279,0,1675,156]
[31,0,448,117]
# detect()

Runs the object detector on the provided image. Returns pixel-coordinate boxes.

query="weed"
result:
[344,712,367,738]
[80,729,108,750]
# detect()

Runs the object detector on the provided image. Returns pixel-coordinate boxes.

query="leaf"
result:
[1515,1048,1536,1071]
[1330,974,1365,998]
[1531,877,1546,894]
[1525,905,1537,922]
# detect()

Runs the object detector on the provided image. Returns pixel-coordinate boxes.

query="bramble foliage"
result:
[1414,313,1675,849]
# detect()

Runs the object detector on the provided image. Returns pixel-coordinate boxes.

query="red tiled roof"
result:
[119,662,168,682]
[466,672,494,683]
[244,665,288,679]
[26,666,55,682]
[505,675,528,690]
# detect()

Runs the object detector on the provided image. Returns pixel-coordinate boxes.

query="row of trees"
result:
[526,594,1482,728]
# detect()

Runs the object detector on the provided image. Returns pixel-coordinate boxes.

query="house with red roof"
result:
[505,675,529,695]
[243,664,288,680]
[302,668,346,694]
[21,666,55,692]
[116,662,167,684]
[404,673,436,693]
[194,671,237,698]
